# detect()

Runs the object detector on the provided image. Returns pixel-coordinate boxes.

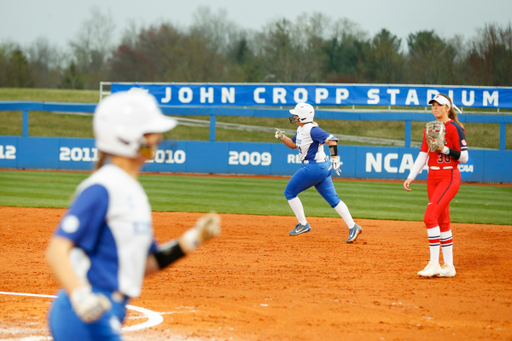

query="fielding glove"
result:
[426,120,446,152]
[70,286,111,323]
[275,128,286,139]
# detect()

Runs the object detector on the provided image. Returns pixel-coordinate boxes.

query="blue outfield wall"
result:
[1,136,511,183]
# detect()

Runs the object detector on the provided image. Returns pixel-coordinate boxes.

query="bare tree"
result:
[67,7,116,89]
[189,6,241,54]
[255,13,334,83]
[322,18,368,82]
[466,23,512,86]
[25,37,64,88]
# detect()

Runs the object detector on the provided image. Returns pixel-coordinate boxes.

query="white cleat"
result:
[418,262,442,277]
[439,264,456,277]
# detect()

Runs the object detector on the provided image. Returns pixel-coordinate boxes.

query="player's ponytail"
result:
[94,151,111,171]
[439,94,464,129]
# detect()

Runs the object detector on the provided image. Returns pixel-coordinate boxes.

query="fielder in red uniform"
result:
[404,94,469,278]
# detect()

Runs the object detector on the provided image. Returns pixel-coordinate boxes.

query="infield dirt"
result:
[1,207,511,340]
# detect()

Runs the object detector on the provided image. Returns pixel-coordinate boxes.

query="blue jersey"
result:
[292,123,338,163]
[55,164,157,298]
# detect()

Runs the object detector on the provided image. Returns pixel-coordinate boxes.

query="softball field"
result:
[1,207,511,341]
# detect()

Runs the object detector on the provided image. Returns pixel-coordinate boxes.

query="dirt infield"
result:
[1,207,511,341]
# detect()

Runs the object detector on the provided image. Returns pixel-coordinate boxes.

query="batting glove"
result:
[275,128,286,139]
[70,286,112,323]
[181,213,221,252]
[329,156,342,176]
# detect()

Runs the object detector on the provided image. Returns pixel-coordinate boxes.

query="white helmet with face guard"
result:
[289,102,315,124]
[94,90,177,158]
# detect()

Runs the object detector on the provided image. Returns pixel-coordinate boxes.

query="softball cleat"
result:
[289,223,311,236]
[439,264,456,277]
[418,262,442,277]
[346,224,363,243]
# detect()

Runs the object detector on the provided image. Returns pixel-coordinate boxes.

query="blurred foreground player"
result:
[46,90,220,340]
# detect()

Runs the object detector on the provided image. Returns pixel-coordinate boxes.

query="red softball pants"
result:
[424,168,461,232]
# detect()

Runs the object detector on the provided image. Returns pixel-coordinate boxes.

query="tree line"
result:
[0,7,511,90]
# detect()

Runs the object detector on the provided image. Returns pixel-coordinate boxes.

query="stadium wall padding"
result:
[1,137,510,183]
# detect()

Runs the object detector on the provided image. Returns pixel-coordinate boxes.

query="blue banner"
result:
[2,137,511,183]
[111,83,512,109]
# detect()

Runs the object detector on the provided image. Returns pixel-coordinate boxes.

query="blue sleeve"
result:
[149,239,158,254]
[310,126,335,143]
[454,123,468,151]
[55,184,109,253]
[292,134,297,144]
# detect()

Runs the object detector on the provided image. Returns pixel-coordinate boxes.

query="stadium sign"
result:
[110,83,512,109]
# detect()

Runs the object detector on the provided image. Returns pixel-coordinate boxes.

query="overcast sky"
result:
[1,0,511,48]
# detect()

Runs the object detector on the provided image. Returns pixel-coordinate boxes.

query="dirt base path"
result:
[1,207,511,340]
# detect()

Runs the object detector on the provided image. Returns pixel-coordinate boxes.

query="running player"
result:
[275,102,362,243]
[46,90,220,341]
[404,94,468,278]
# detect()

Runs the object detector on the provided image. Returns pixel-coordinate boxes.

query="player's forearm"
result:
[146,240,188,276]
[152,240,186,272]
[46,237,82,294]
[281,136,297,149]
[145,254,162,276]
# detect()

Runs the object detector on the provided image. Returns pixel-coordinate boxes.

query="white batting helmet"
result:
[93,90,177,158]
[289,103,315,123]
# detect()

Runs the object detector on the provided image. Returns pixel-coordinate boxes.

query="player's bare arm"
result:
[46,236,112,323]
[275,128,296,149]
[46,236,82,294]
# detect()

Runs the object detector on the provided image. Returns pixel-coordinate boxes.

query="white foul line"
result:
[123,304,163,332]
[0,291,164,338]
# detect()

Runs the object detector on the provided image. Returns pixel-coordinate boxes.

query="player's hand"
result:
[329,156,342,176]
[404,178,413,192]
[275,128,286,139]
[181,213,221,253]
[70,286,111,323]
[195,213,221,243]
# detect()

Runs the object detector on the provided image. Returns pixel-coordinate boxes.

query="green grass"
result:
[1,170,511,225]
[0,88,99,103]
